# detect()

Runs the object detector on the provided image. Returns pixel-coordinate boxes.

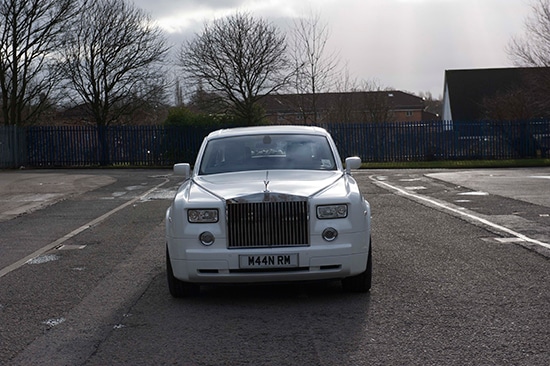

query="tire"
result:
[342,239,372,293]
[166,248,199,298]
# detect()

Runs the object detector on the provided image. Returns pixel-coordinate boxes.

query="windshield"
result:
[199,134,337,175]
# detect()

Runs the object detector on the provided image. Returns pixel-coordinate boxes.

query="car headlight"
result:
[188,209,219,223]
[316,204,348,219]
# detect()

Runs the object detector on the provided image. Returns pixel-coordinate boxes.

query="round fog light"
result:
[322,227,338,242]
[199,231,215,246]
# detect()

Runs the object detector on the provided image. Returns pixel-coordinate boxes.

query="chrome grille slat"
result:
[227,200,309,248]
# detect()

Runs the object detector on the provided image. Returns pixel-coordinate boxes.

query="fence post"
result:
[97,125,110,166]
[7,125,27,169]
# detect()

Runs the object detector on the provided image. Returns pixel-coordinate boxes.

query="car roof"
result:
[206,125,329,140]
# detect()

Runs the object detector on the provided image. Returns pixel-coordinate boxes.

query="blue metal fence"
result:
[1,120,549,168]
[23,125,214,167]
[325,120,549,162]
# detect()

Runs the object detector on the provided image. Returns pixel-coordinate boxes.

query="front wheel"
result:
[166,248,200,298]
[342,239,372,293]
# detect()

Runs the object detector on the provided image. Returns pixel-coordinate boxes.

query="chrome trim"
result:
[227,195,309,248]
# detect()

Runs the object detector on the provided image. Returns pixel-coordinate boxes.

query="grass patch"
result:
[361,159,550,169]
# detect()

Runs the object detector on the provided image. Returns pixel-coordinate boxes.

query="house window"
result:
[406,111,413,117]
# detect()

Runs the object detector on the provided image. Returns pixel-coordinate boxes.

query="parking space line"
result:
[369,176,550,250]
[0,178,169,279]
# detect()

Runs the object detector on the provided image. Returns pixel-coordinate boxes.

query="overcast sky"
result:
[133,0,532,98]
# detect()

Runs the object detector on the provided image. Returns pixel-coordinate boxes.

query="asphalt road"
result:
[0,168,549,365]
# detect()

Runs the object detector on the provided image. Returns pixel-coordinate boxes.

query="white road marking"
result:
[370,176,550,250]
[405,186,427,190]
[399,178,422,182]
[458,191,489,196]
[494,238,525,243]
[0,177,170,279]
[42,317,65,327]
[56,244,87,251]
[140,187,178,201]
[27,254,60,265]
[125,185,145,191]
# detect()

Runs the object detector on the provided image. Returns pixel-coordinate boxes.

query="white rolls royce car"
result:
[165,125,371,297]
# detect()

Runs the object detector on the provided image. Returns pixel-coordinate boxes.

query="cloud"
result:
[136,0,309,33]
[134,0,246,18]
[133,0,531,96]
[319,0,529,95]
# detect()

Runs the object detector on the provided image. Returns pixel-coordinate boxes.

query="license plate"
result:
[239,254,298,269]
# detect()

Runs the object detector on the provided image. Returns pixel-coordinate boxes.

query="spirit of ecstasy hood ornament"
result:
[263,171,270,192]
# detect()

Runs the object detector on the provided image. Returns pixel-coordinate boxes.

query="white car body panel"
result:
[165,125,371,288]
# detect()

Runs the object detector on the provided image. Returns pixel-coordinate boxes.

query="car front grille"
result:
[227,200,309,248]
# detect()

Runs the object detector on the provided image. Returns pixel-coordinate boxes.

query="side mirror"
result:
[174,163,191,180]
[345,157,361,174]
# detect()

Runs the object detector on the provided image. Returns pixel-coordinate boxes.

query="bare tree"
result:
[481,88,534,120]
[0,0,77,126]
[506,0,550,117]
[327,79,394,123]
[418,91,443,118]
[508,0,550,67]
[333,63,359,92]
[179,12,293,125]
[478,68,550,120]
[291,9,340,123]
[60,0,170,127]
[358,80,395,123]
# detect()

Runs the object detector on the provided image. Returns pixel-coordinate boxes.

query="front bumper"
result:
[167,237,369,284]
